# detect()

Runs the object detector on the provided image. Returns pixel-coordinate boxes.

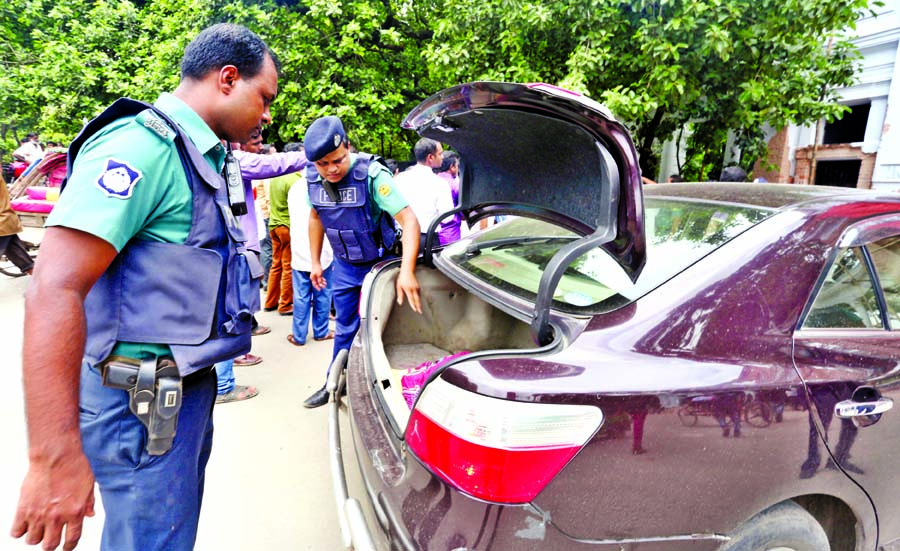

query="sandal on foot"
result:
[287,334,305,347]
[216,385,259,404]
[234,353,263,366]
[314,331,335,341]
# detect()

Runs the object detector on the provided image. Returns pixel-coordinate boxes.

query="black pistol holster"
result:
[100,356,182,456]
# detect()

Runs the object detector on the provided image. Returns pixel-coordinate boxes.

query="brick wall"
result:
[753,127,792,183]
[794,145,876,188]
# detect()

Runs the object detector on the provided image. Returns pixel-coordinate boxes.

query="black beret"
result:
[304,116,347,162]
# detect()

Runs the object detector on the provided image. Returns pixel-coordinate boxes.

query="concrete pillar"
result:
[723,129,740,166]
[657,138,679,181]
[873,38,900,191]
[863,97,888,154]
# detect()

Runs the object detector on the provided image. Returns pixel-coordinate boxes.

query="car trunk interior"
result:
[364,263,538,429]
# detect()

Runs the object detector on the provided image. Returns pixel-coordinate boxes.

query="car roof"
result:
[644,183,900,211]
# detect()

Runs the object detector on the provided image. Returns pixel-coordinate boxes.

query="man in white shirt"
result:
[393,138,454,253]
[12,133,43,164]
[287,173,334,346]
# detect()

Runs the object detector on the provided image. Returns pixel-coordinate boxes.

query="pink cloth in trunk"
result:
[401,350,470,409]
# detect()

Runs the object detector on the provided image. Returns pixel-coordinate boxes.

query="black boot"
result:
[303,385,329,409]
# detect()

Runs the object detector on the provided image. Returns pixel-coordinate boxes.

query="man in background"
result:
[286,150,334,347]
[394,137,454,254]
[0,170,35,275]
[263,142,303,315]
[13,133,43,165]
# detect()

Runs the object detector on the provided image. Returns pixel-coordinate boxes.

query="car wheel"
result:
[719,501,829,551]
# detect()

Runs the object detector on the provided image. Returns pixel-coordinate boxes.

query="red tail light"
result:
[405,378,603,504]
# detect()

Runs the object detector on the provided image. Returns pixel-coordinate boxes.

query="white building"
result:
[755,2,900,189]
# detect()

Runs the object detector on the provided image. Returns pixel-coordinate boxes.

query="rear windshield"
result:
[442,197,774,313]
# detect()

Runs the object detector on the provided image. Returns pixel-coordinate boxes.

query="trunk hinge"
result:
[529,230,616,346]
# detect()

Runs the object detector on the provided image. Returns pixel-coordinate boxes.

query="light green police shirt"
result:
[367,160,409,217]
[47,93,226,361]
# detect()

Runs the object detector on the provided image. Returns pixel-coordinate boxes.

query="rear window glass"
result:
[442,198,773,312]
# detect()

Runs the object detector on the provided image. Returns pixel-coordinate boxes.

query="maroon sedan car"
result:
[326,82,900,551]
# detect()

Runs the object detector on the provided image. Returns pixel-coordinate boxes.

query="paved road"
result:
[1,228,344,550]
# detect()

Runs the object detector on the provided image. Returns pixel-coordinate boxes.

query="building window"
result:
[815,159,861,188]
[823,103,870,145]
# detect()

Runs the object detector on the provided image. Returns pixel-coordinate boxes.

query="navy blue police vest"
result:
[306,154,396,264]
[65,98,262,376]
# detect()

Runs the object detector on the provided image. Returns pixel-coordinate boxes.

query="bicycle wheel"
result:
[0,253,28,277]
[678,405,699,427]
[745,402,772,428]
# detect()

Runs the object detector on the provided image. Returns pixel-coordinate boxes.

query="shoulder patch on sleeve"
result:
[377,182,393,197]
[95,158,143,199]
[135,109,175,142]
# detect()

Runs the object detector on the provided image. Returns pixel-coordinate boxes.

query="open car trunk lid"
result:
[402,81,646,344]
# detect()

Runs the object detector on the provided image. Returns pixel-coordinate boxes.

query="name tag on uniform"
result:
[319,188,356,204]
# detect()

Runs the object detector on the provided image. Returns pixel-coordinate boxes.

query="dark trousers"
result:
[260,218,272,285]
[330,257,371,361]
[0,234,34,272]
[328,256,396,364]
[80,363,216,550]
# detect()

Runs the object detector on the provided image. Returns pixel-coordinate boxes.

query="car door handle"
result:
[835,397,894,418]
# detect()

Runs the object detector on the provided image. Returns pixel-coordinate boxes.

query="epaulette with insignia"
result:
[368,157,391,177]
[135,109,175,142]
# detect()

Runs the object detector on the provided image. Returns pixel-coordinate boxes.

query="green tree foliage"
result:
[0,0,876,173]
[2,1,141,141]
[0,1,49,151]
[426,0,877,180]
[0,0,438,159]
[265,0,439,157]
[0,0,265,142]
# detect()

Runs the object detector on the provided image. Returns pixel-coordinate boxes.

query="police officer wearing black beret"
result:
[302,116,422,408]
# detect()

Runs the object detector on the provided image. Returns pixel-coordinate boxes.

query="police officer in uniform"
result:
[11,24,278,551]
[303,116,422,408]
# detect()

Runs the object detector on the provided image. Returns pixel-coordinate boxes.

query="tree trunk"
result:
[637,108,665,180]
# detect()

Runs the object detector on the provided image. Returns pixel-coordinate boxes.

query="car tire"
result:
[718,501,829,551]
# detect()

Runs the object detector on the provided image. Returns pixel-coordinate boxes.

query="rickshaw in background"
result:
[7,149,67,227]
[3,159,29,181]
[0,238,38,277]
[0,149,66,276]
[677,391,782,429]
